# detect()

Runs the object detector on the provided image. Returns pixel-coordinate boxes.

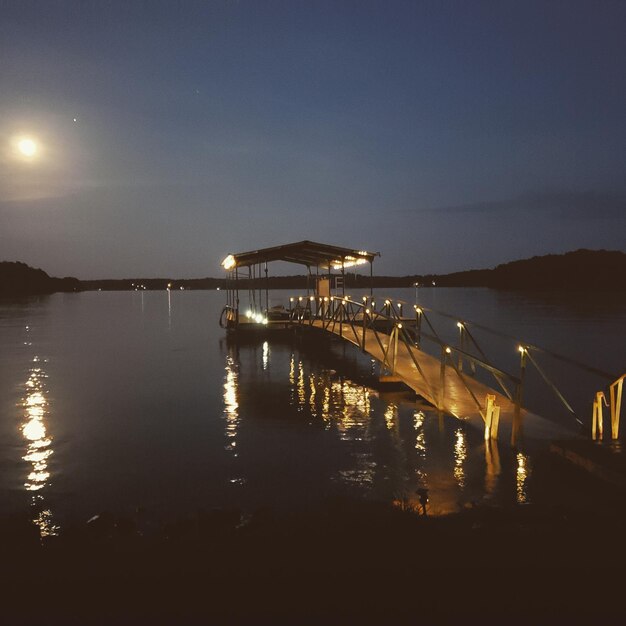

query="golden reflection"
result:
[321,385,331,425]
[21,359,59,536]
[413,410,427,483]
[223,355,239,454]
[262,341,270,371]
[516,452,530,504]
[33,507,59,538]
[289,353,295,385]
[285,363,375,489]
[453,427,467,489]
[331,379,371,441]
[484,439,501,496]
[297,361,305,409]
[384,403,398,430]
[309,375,317,418]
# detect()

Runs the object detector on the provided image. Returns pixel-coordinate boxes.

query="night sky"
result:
[1,0,625,279]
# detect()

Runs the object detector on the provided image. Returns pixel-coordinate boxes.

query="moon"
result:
[18,138,37,157]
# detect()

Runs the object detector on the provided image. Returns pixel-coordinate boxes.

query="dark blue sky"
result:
[1,0,625,278]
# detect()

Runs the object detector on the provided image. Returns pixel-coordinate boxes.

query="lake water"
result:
[1,288,624,537]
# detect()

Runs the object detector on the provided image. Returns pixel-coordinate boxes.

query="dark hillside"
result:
[0,261,79,295]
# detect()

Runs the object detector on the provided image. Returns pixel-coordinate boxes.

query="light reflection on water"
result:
[516,452,530,504]
[21,355,59,537]
[223,355,239,455]
[4,290,613,526]
[484,439,501,497]
[453,428,467,490]
[217,330,545,515]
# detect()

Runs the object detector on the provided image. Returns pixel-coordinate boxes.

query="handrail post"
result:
[362,306,368,352]
[592,391,606,440]
[392,325,399,374]
[414,306,422,348]
[512,346,527,447]
[610,375,624,440]
[439,346,448,410]
[339,299,343,338]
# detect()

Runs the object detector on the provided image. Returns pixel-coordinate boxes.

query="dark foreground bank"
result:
[3,450,626,625]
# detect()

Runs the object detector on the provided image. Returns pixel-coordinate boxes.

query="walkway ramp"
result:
[310,319,573,443]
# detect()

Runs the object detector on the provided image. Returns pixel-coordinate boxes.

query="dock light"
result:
[518,345,526,354]
[324,297,329,302]
[298,297,303,302]
[167,283,172,289]
[343,297,347,303]
[397,323,403,329]
[310,296,315,302]
[457,322,464,329]
[362,296,367,302]
[445,347,452,354]
[371,301,375,308]
[222,254,236,270]
[246,309,253,318]
[290,297,294,302]
[365,309,370,314]
[330,296,334,301]
[262,318,269,325]
[384,299,390,306]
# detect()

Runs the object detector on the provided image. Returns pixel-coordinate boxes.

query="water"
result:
[1,288,624,536]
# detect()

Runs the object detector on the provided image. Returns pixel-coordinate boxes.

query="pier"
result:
[220,240,624,449]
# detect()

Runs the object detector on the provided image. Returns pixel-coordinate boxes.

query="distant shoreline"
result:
[2,249,625,295]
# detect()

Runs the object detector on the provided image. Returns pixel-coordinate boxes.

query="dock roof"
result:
[221,240,379,270]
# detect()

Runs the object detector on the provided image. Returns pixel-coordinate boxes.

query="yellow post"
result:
[492,405,500,439]
[484,394,495,440]
[483,394,500,440]
[610,375,624,440]
[592,391,606,440]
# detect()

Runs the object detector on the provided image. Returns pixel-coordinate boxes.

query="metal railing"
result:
[288,295,621,442]
[592,374,625,441]
[288,295,523,438]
